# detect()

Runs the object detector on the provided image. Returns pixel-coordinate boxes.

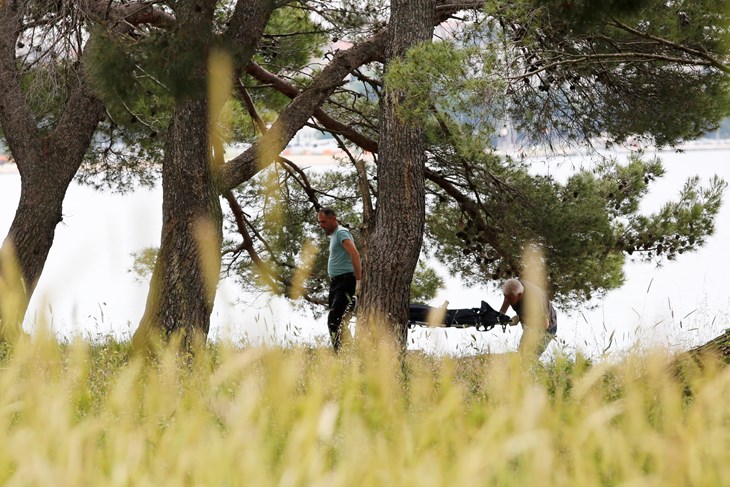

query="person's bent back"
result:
[500,278,557,358]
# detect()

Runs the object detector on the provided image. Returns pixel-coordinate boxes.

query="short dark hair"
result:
[318,207,336,218]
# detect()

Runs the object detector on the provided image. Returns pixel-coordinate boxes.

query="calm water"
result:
[1,147,729,356]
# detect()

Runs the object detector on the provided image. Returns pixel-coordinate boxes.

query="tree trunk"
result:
[2,87,104,286]
[131,0,220,351]
[133,98,223,351]
[358,0,436,349]
[3,168,69,292]
[131,0,275,351]
[1,1,105,336]
[0,168,68,339]
[0,112,104,337]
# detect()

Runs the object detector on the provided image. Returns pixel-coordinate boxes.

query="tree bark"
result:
[358,0,436,349]
[0,0,105,335]
[2,80,105,286]
[133,99,224,351]
[131,0,219,351]
[132,0,275,351]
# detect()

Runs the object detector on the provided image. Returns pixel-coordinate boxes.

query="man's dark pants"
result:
[328,273,356,351]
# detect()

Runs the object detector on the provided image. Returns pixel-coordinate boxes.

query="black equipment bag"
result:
[408,301,507,331]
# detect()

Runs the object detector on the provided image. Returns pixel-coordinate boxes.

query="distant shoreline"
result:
[495,139,730,157]
[2,140,729,174]
[674,139,730,151]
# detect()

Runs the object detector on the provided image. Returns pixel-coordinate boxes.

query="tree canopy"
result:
[1,0,728,348]
[206,0,729,309]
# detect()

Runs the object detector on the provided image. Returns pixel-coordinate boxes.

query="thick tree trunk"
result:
[358,0,436,349]
[1,1,105,335]
[3,170,70,292]
[131,0,275,351]
[131,0,219,351]
[0,169,68,339]
[133,99,223,351]
[0,100,104,333]
[1,87,103,289]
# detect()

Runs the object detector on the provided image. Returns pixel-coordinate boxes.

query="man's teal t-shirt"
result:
[328,226,355,277]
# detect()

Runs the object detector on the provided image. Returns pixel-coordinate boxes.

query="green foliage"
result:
[5,1,94,138]
[236,4,329,132]
[387,0,730,148]
[81,30,174,190]
[87,18,208,103]
[224,160,446,311]
[80,3,329,191]
[424,150,724,306]
[256,4,326,72]
[496,0,730,146]
[384,41,499,128]
[624,174,727,259]
[409,261,445,304]
[530,0,653,28]
[84,28,179,120]
[307,0,389,41]
[19,60,77,134]
[321,74,383,144]
[85,30,142,103]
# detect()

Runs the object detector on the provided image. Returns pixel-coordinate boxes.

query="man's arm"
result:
[341,239,362,281]
[500,297,521,326]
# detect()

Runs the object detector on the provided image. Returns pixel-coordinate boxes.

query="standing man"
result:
[317,207,362,351]
[500,278,558,359]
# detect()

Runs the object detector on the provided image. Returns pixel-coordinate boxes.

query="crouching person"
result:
[500,278,558,359]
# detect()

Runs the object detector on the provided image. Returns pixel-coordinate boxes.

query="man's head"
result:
[501,278,524,306]
[317,207,338,235]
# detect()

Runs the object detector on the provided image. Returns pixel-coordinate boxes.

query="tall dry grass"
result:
[0,332,729,486]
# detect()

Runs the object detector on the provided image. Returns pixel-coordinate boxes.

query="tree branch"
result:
[224,185,328,307]
[223,190,282,292]
[219,29,387,191]
[0,0,42,167]
[245,61,379,153]
[611,19,729,74]
[234,72,324,211]
[424,167,516,271]
[225,0,276,66]
[223,189,328,306]
[218,0,489,192]
[235,75,268,134]
[74,0,176,30]
[508,51,723,81]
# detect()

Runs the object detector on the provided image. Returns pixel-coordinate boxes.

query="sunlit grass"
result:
[0,332,729,485]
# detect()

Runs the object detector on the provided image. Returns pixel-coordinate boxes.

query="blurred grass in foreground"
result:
[0,335,728,486]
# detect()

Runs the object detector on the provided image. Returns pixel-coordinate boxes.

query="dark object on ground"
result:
[408,301,511,332]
